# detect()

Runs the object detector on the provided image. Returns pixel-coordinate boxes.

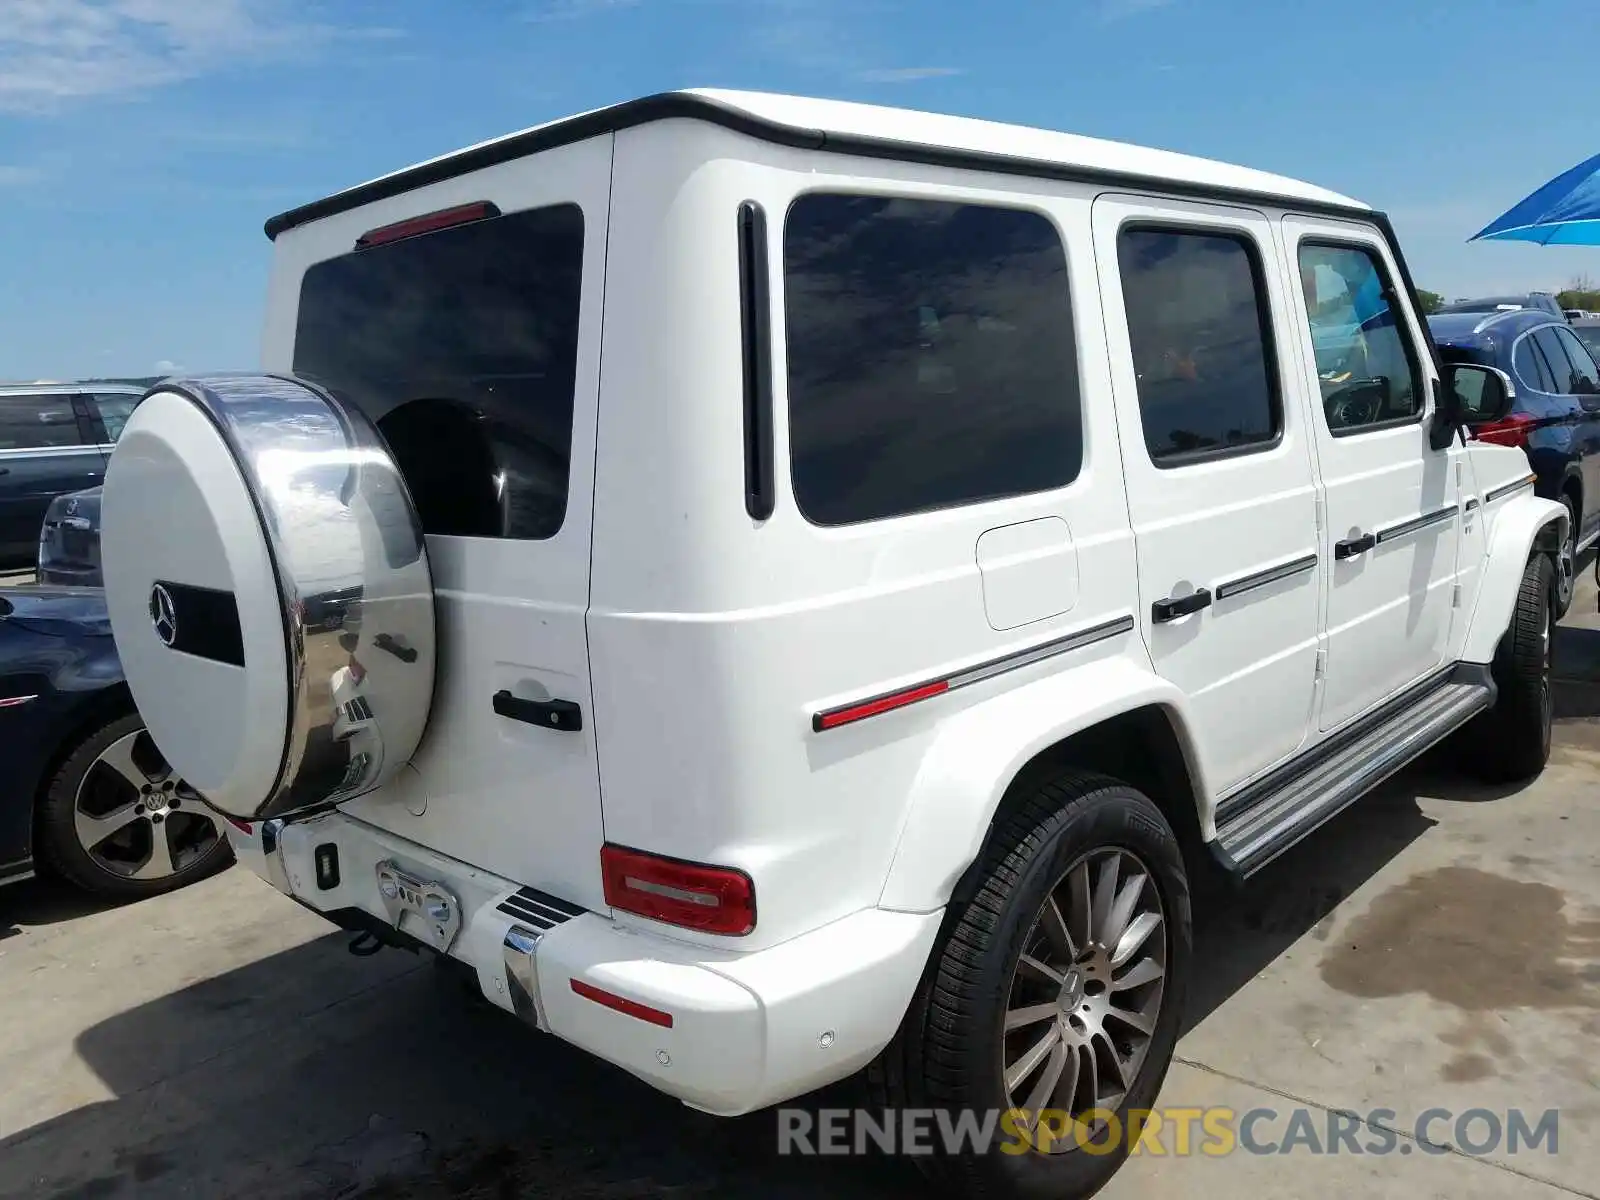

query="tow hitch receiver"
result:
[375,859,462,953]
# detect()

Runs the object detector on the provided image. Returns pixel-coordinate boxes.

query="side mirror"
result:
[1448,363,1515,426]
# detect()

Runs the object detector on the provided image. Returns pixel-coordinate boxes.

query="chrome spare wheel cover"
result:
[1003,848,1168,1151]
[75,730,225,881]
[100,374,436,822]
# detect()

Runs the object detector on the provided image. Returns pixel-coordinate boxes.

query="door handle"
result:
[1334,533,1376,560]
[493,689,583,732]
[1152,588,1212,623]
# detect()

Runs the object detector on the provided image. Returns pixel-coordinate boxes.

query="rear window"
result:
[783,194,1082,526]
[293,203,585,541]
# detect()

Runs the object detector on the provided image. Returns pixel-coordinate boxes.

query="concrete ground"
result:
[4,579,1600,1199]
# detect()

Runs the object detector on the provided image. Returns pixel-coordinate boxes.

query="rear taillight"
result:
[600,844,756,936]
[1470,412,1536,448]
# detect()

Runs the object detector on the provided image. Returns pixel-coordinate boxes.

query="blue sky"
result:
[2,0,1597,381]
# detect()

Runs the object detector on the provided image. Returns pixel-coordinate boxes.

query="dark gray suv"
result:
[0,385,142,571]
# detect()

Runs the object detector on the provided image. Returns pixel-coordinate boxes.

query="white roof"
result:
[277,89,1366,236]
[690,90,1366,210]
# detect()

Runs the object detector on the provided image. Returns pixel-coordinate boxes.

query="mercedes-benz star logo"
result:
[149,583,178,647]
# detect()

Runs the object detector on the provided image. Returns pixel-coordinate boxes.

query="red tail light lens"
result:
[355,201,501,249]
[601,844,756,936]
[1471,412,1536,448]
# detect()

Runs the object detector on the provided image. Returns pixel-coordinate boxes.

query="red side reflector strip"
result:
[570,979,675,1028]
[813,679,950,732]
[0,694,38,709]
[355,201,501,249]
[225,817,254,835]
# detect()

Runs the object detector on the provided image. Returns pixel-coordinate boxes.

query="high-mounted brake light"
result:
[601,844,756,936]
[1471,412,1536,449]
[355,201,501,249]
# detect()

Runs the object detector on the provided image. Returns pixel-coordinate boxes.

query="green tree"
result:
[1558,274,1600,314]
[1415,289,1444,315]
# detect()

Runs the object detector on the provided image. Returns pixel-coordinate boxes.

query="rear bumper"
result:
[242,811,941,1115]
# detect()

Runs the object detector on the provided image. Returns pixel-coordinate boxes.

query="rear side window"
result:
[1532,328,1589,397]
[92,393,139,441]
[1514,334,1558,394]
[783,194,1082,526]
[0,395,83,450]
[1118,227,1279,462]
[294,203,585,541]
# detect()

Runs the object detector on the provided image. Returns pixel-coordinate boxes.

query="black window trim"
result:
[737,200,776,521]
[1296,236,1428,439]
[780,188,1085,528]
[1118,218,1286,470]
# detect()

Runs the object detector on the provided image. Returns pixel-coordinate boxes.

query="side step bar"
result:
[1213,665,1495,878]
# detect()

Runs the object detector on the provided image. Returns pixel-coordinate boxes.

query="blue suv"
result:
[1429,307,1600,615]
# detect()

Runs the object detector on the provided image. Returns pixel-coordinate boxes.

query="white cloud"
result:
[0,0,405,112]
[154,359,184,372]
[0,165,45,185]
[856,67,965,83]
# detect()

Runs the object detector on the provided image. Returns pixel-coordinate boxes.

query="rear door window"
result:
[0,395,85,450]
[1119,226,1280,459]
[293,203,585,540]
[783,193,1082,526]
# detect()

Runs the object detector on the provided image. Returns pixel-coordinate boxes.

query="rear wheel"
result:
[1466,554,1553,784]
[871,771,1191,1199]
[35,712,233,899]
[1554,494,1578,618]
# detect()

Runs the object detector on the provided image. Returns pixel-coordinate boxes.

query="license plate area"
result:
[375,859,462,953]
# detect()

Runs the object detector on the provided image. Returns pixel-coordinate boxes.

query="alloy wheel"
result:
[1556,506,1577,613]
[1002,847,1168,1149]
[73,729,224,881]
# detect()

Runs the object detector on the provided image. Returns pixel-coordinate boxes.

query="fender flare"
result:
[876,654,1209,914]
[1462,490,1566,664]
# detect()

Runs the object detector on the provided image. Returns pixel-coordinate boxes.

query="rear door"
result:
[1093,195,1322,793]
[0,393,105,568]
[1541,325,1600,547]
[280,137,614,910]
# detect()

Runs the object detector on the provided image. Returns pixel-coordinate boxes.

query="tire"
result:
[35,711,234,899]
[1553,494,1578,619]
[869,771,1192,1200]
[1466,553,1554,784]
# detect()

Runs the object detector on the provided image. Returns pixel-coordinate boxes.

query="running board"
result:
[1213,665,1495,878]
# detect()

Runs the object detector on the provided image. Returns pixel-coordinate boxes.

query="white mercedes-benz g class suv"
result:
[97,90,1562,1199]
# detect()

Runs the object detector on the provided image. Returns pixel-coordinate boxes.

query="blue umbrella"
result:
[1470,151,1600,246]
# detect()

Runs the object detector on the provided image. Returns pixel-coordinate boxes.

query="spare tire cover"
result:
[100,374,435,821]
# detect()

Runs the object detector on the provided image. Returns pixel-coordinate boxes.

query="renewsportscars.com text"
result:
[776,1106,1560,1158]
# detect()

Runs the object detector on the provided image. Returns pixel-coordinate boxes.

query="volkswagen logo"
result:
[149,583,178,647]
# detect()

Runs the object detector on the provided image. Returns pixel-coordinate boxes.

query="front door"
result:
[1094,195,1322,794]
[1281,216,1458,732]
